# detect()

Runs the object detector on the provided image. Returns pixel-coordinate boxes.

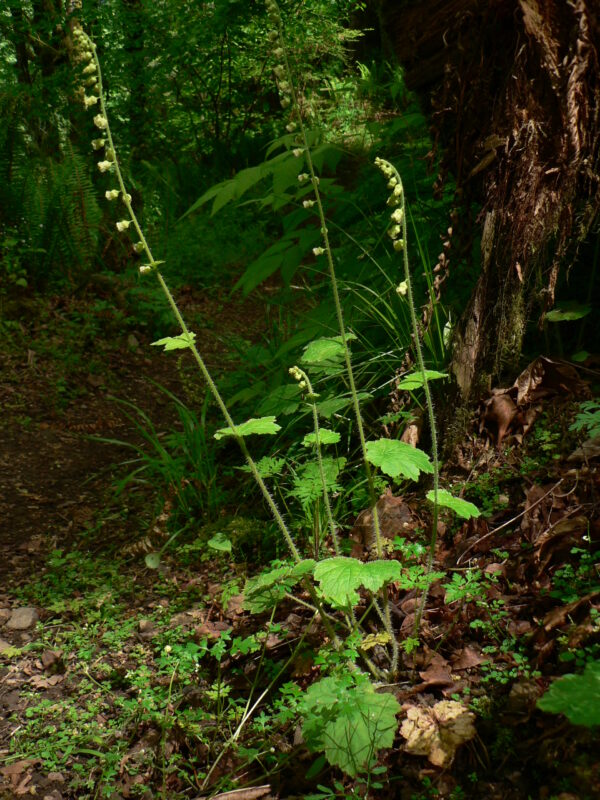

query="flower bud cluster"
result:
[288,365,307,391]
[375,157,405,253]
[73,26,144,253]
[266,1,290,109]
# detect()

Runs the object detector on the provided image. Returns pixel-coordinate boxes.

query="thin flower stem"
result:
[292,367,340,555]
[82,29,344,651]
[272,19,384,561]
[271,6,398,673]
[376,160,440,638]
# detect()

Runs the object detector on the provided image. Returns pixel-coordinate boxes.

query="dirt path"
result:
[0,283,272,581]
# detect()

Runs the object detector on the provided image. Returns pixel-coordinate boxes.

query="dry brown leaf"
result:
[483,393,517,444]
[0,760,36,779]
[195,621,231,640]
[451,646,486,670]
[400,700,476,767]
[199,785,271,800]
[567,436,600,462]
[543,591,600,631]
[536,515,589,570]
[224,594,245,616]
[30,674,63,689]
[349,489,413,552]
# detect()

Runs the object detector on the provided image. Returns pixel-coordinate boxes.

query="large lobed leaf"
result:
[314,557,402,608]
[537,660,600,727]
[300,674,401,777]
[301,333,357,365]
[366,439,433,480]
[243,560,316,613]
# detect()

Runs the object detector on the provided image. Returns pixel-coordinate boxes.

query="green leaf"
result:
[151,332,196,351]
[426,489,480,519]
[300,675,401,777]
[0,645,22,659]
[571,351,590,363]
[545,303,592,322]
[214,416,281,440]
[243,560,316,613]
[238,455,286,478]
[365,439,433,480]
[317,392,371,419]
[207,533,232,553]
[301,334,357,365]
[302,429,341,447]
[397,370,447,390]
[257,384,301,416]
[537,660,600,726]
[291,457,346,509]
[314,557,402,608]
[145,552,161,569]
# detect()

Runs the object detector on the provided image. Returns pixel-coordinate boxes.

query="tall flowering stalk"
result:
[265,0,385,558]
[375,157,440,635]
[69,25,351,649]
[266,1,400,671]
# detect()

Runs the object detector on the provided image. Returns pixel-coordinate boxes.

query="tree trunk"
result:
[383,0,600,398]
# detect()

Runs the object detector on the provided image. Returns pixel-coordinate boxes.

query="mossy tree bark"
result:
[379,0,600,398]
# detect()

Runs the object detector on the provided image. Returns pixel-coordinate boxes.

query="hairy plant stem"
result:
[293,368,340,555]
[84,32,342,651]
[377,161,440,636]
[273,9,399,674]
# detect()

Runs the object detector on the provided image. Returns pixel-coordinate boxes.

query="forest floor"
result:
[0,284,599,800]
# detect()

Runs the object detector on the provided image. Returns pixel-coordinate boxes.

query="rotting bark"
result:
[380,0,600,398]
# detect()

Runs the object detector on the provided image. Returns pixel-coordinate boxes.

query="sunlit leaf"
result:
[145,552,161,569]
[314,557,402,607]
[302,429,341,447]
[301,334,357,365]
[397,370,447,390]
[151,332,196,351]
[207,533,232,553]
[214,416,281,440]
[365,439,433,480]
[545,303,591,322]
[301,674,401,776]
[426,489,480,519]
